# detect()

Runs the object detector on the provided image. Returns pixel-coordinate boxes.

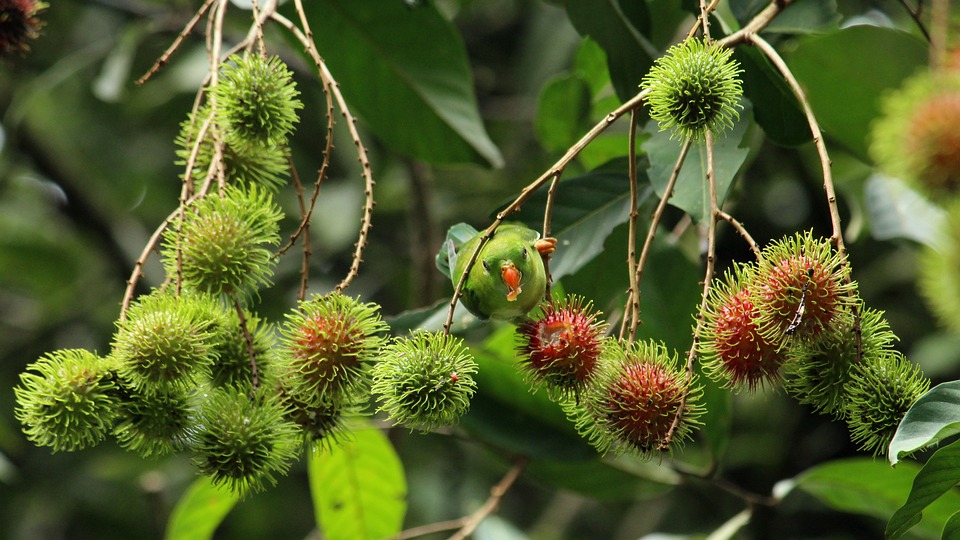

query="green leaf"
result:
[887,441,960,539]
[164,477,240,540]
[535,73,592,153]
[785,457,960,539]
[643,102,752,224]
[435,222,480,282]
[309,424,407,540]
[890,381,960,465]
[561,0,656,102]
[785,25,927,161]
[734,46,808,147]
[527,457,678,501]
[943,511,960,540]
[864,175,947,249]
[290,0,502,167]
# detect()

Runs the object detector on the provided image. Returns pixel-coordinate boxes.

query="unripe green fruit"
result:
[15,349,118,452]
[844,350,929,456]
[189,387,300,496]
[371,332,478,432]
[641,38,743,140]
[112,383,193,457]
[214,54,303,151]
[163,185,282,299]
[207,307,279,392]
[112,291,217,389]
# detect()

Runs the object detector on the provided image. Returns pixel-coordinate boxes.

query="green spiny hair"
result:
[162,185,282,300]
[15,348,119,452]
[112,382,194,458]
[641,38,743,141]
[918,198,960,332]
[371,332,478,432]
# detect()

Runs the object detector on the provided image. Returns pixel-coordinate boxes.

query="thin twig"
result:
[447,458,528,540]
[541,172,562,304]
[624,111,641,342]
[392,519,469,540]
[899,0,932,44]
[717,0,797,47]
[664,130,719,449]
[274,6,376,293]
[232,298,260,391]
[286,151,312,301]
[930,0,948,68]
[717,209,760,258]
[136,0,217,86]
[671,461,779,507]
[626,137,692,341]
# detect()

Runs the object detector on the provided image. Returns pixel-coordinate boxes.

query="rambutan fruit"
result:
[188,387,300,496]
[112,382,194,458]
[871,70,960,197]
[786,305,897,417]
[699,263,787,391]
[918,199,960,332]
[206,307,279,392]
[844,350,929,456]
[280,292,388,406]
[752,231,857,345]
[14,348,118,452]
[370,332,478,432]
[0,0,46,58]
[573,339,702,458]
[515,295,607,399]
[641,38,743,141]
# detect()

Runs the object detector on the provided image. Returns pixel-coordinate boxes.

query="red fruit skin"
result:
[292,313,363,391]
[708,287,784,389]
[517,301,604,393]
[604,360,685,453]
[760,255,840,340]
[907,93,960,192]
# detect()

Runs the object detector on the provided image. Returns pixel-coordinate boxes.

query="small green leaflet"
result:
[164,477,240,540]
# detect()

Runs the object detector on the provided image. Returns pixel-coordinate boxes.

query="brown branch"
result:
[671,461,779,507]
[447,458,528,540]
[624,111,642,342]
[717,209,760,258]
[540,172,562,304]
[716,0,797,48]
[135,0,217,86]
[232,298,260,391]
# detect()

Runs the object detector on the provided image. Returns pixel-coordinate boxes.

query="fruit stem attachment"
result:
[232,297,260,391]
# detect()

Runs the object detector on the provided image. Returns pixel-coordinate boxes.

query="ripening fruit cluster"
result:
[697,231,929,455]
[515,295,703,460]
[13,53,483,496]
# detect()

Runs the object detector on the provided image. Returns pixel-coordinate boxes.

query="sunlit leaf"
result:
[786,25,927,161]
[309,424,407,540]
[889,381,960,465]
[643,102,752,224]
[887,441,960,539]
[536,74,592,153]
[864,175,947,249]
[165,477,240,540]
[290,0,503,167]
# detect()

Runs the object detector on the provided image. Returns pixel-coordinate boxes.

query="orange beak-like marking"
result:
[501,262,522,302]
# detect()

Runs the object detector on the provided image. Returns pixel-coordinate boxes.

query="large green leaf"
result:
[164,477,240,540]
[734,46,807,147]
[784,457,960,539]
[889,381,960,465]
[642,102,752,224]
[561,0,656,102]
[785,25,927,161]
[887,441,960,539]
[535,73,592,154]
[290,0,502,167]
[309,424,407,540]
[864,175,947,249]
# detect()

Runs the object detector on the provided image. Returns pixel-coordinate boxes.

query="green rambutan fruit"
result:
[175,107,290,191]
[206,307,279,392]
[699,263,787,391]
[752,231,857,346]
[280,293,388,406]
[280,386,356,450]
[112,382,194,458]
[370,332,478,432]
[213,54,302,151]
[162,185,282,300]
[14,349,118,452]
[515,295,607,400]
[641,38,743,141]
[918,198,960,332]
[188,387,300,496]
[112,290,218,390]
[785,305,897,417]
[870,69,960,197]
[844,350,929,456]
[573,339,702,458]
